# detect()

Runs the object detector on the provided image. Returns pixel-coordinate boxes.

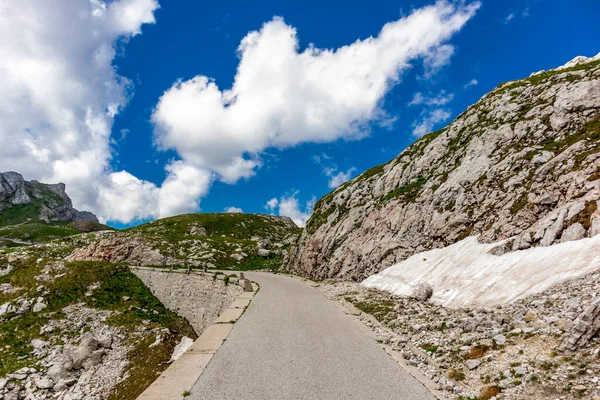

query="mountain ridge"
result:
[0,171,99,225]
[285,53,600,281]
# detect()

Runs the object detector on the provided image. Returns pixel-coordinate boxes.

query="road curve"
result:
[190,272,434,400]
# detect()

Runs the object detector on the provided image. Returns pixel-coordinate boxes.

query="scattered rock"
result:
[466,359,481,370]
[257,248,271,258]
[559,298,600,352]
[412,284,433,302]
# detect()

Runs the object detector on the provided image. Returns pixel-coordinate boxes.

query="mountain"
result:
[69,213,299,270]
[0,172,99,225]
[285,54,600,282]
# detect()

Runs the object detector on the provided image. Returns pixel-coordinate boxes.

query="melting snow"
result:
[361,236,600,308]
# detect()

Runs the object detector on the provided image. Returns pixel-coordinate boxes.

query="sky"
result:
[0,0,599,228]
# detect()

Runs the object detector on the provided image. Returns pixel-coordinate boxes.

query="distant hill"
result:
[0,172,99,225]
[69,213,299,271]
[0,172,109,247]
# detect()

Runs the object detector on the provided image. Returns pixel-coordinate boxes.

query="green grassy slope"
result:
[0,221,113,247]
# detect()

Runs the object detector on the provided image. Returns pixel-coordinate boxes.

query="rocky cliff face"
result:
[0,172,98,225]
[286,54,600,281]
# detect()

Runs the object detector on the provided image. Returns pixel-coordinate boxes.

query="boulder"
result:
[257,248,271,258]
[560,223,586,243]
[466,359,481,370]
[67,337,98,369]
[412,284,433,302]
[257,239,271,250]
[559,298,600,352]
[189,226,206,236]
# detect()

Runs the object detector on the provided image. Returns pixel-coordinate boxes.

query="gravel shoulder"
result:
[190,272,434,400]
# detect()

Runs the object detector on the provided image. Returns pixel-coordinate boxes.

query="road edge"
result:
[135,271,258,400]
[290,274,448,400]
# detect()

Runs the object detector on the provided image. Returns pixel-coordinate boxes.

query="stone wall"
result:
[131,268,242,334]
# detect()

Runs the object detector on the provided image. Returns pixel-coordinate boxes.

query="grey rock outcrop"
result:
[412,284,433,302]
[68,232,173,266]
[286,55,600,281]
[559,298,600,352]
[0,172,98,224]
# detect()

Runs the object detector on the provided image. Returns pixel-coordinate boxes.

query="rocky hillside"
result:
[0,242,197,400]
[70,213,299,270]
[0,172,99,225]
[286,54,600,281]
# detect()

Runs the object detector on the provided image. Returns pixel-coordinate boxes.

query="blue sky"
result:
[1,0,599,227]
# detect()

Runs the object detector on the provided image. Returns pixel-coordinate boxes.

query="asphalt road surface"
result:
[190,272,434,400]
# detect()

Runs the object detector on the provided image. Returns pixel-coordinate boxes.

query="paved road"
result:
[190,272,434,400]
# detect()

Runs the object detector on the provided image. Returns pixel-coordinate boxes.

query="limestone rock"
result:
[466,359,481,370]
[0,171,98,224]
[257,248,271,258]
[189,225,206,236]
[412,284,433,302]
[560,223,586,243]
[559,298,600,352]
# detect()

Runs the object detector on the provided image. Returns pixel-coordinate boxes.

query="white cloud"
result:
[324,167,356,189]
[265,198,279,212]
[0,1,479,224]
[225,206,244,213]
[97,161,212,223]
[0,0,218,224]
[504,7,530,24]
[409,91,454,106]
[265,192,315,227]
[463,78,478,89]
[412,109,452,137]
[152,2,480,183]
[422,43,455,78]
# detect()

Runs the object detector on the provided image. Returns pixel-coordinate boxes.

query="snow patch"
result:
[169,336,194,362]
[362,236,600,308]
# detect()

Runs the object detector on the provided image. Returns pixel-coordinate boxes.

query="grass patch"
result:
[466,345,489,360]
[346,297,395,323]
[380,176,427,203]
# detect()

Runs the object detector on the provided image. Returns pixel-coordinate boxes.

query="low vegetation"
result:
[0,249,195,399]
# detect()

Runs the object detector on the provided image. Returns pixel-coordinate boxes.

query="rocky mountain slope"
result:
[286,54,600,282]
[0,245,197,400]
[70,213,299,270]
[0,221,244,399]
[0,172,99,225]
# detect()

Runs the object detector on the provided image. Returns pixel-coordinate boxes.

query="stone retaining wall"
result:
[131,268,242,335]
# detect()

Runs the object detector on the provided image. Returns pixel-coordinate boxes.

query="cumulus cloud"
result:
[412,109,452,137]
[152,1,481,183]
[0,0,219,224]
[0,0,479,224]
[504,13,515,24]
[225,206,244,213]
[324,167,356,189]
[96,161,212,222]
[265,192,315,227]
[409,91,454,106]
